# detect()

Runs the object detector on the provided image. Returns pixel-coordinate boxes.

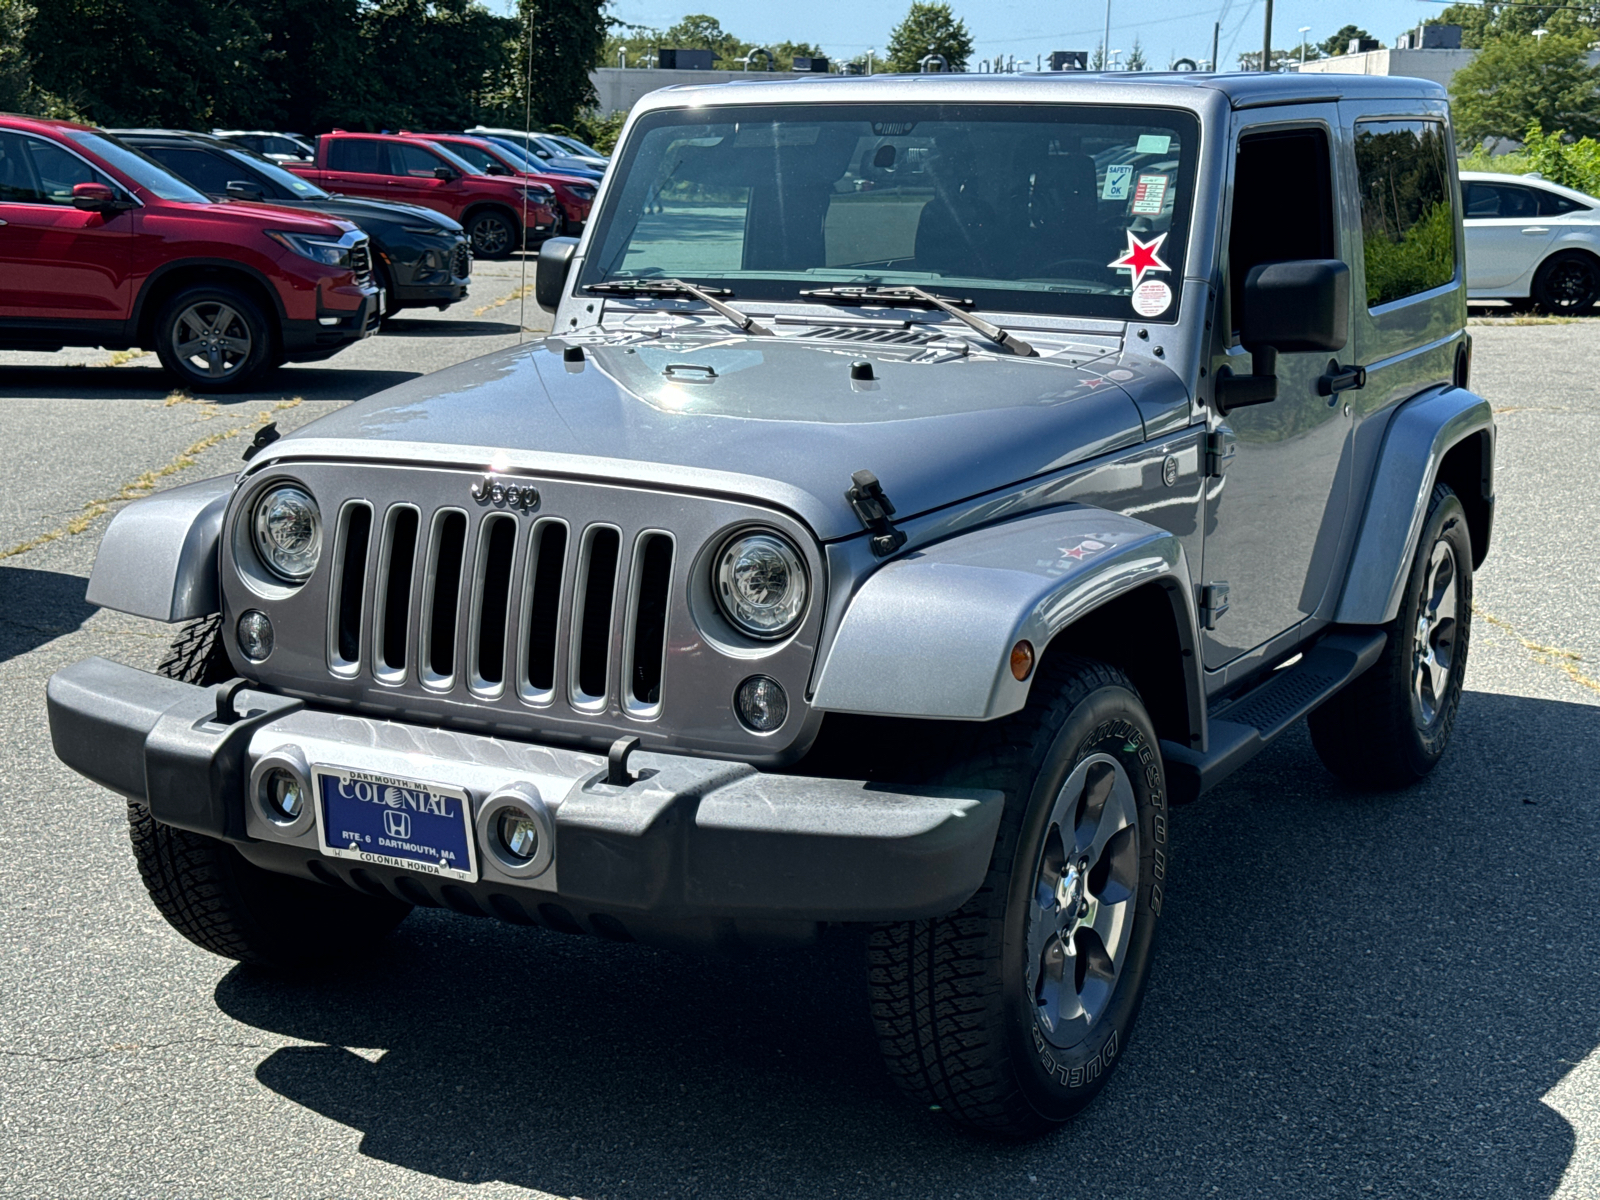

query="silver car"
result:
[50,73,1494,1136]
[1461,169,1600,311]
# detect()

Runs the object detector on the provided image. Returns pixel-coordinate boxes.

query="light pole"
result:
[1109,48,1122,69]
[1298,25,1310,67]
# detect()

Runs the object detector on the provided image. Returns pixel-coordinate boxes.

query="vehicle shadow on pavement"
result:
[381,318,527,338]
[215,688,1600,1199]
[0,567,97,664]
[0,364,421,403]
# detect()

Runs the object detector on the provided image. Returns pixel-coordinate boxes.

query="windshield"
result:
[582,103,1198,321]
[222,145,329,198]
[440,139,512,175]
[551,135,600,158]
[68,129,211,203]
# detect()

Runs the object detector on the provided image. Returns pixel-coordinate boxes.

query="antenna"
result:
[519,5,535,343]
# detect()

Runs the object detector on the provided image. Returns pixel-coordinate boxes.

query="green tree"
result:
[1090,42,1104,69]
[1429,2,1599,48]
[0,0,36,113]
[487,0,608,128]
[1450,32,1600,146]
[1318,24,1371,57]
[1124,37,1146,71]
[884,1,971,73]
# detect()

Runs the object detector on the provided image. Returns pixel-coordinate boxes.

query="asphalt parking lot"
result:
[1,294,1597,1199]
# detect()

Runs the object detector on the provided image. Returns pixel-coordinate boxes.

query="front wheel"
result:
[868,658,1167,1136]
[1531,250,1600,314]
[1309,483,1473,787]
[153,285,275,392]
[467,210,516,260]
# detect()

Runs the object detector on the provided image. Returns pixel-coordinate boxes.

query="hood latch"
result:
[846,470,908,558]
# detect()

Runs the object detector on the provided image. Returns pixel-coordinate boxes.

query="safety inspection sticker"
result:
[1135,133,1172,154]
[1130,173,1169,214]
[1131,280,1173,317]
[1102,164,1133,201]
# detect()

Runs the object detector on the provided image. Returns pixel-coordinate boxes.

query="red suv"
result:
[287,132,556,259]
[0,115,379,391]
[402,134,594,239]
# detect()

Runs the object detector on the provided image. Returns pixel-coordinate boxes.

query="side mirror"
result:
[534,148,550,158]
[1216,259,1349,414]
[485,163,511,176]
[225,180,264,202]
[535,236,580,312]
[434,165,457,181]
[71,181,123,212]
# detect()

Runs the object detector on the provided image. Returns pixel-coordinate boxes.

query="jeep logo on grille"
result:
[470,474,540,512]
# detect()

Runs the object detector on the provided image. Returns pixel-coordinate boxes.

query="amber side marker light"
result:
[1010,640,1035,682]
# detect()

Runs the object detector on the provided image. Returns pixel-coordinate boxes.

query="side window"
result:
[1227,127,1336,338]
[26,136,106,204]
[1354,120,1456,307]
[391,143,444,178]
[1536,188,1588,216]
[0,132,43,202]
[1462,181,1501,218]
[445,143,494,172]
[327,138,386,175]
[147,147,236,196]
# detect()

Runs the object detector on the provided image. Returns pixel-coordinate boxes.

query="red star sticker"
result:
[1062,544,1087,559]
[1107,231,1171,289]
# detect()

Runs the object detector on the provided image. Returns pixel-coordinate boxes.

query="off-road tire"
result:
[152,284,276,393]
[128,616,411,968]
[1309,483,1473,788]
[867,657,1168,1136]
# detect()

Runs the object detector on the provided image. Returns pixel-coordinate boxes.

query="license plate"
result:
[313,767,477,882]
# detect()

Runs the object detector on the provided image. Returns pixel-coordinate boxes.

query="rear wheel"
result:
[867,657,1166,1136]
[467,210,516,260]
[1531,250,1600,314]
[127,616,411,968]
[153,284,275,392]
[1309,484,1473,788]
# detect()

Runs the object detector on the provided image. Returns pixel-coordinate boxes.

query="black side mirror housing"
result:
[485,163,511,176]
[1216,258,1349,414]
[225,180,264,202]
[535,236,580,312]
[434,165,457,181]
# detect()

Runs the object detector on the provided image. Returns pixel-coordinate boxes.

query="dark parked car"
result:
[0,114,377,390]
[114,131,471,319]
[212,130,316,163]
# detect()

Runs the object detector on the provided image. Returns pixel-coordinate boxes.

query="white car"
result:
[1461,170,1600,311]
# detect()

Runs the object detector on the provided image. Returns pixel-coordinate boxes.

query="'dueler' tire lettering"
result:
[126,615,411,968]
[867,656,1166,1136]
[1308,482,1473,788]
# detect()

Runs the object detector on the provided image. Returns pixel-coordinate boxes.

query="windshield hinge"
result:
[845,470,908,558]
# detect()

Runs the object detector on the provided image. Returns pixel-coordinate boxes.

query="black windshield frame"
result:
[581,101,1202,322]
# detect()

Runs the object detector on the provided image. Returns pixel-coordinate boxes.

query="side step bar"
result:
[1160,629,1388,804]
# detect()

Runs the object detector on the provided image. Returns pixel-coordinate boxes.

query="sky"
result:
[543,0,1462,70]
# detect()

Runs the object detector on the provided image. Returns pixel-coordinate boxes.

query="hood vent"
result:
[790,325,937,346]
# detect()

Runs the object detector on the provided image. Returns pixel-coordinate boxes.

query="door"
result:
[0,131,132,322]
[321,137,393,200]
[1201,114,1355,668]
[1461,179,1557,291]
[382,142,457,214]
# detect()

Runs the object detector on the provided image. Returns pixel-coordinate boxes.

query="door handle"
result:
[1317,362,1366,397]
[1521,226,1550,234]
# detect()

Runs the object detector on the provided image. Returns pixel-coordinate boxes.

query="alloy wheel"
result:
[1024,754,1140,1048]
[472,215,512,257]
[1411,537,1460,729]
[1539,257,1599,311]
[170,302,252,379]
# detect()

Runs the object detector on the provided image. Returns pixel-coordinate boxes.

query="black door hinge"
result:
[845,469,908,558]
[1204,428,1236,478]
[1199,582,1230,631]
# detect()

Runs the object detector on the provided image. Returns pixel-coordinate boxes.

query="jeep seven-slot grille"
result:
[329,503,673,715]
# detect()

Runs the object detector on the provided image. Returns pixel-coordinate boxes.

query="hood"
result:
[264,333,1162,541]
[300,194,462,231]
[213,199,357,235]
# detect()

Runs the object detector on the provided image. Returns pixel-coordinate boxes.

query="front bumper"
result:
[280,287,380,361]
[47,659,1003,945]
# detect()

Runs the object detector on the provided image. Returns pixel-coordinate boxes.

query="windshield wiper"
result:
[585,278,774,337]
[800,286,1036,357]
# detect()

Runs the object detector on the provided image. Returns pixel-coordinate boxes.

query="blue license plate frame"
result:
[312,766,478,882]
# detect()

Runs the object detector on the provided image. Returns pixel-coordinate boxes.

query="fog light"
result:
[498,810,540,861]
[735,675,788,733]
[237,610,274,661]
[261,768,304,822]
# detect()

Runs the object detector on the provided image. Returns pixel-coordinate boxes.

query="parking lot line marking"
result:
[0,398,301,562]
[1473,601,1599,695]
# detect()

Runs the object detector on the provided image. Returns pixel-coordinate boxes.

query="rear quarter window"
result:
[1355,120,1457,307]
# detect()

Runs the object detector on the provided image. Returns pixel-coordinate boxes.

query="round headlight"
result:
[252,485,322,582]
[714,531,808,639]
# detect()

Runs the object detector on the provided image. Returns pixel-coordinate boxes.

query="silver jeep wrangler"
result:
[48,72,1494,1135]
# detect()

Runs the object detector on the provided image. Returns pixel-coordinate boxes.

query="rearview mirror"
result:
[434,165,457,181]
[71,181,124,212]
[1216,259,1349,414]
[535,236,580,312]
[225,180,264,202]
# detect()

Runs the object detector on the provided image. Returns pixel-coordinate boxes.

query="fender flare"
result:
[810,505,1203,729]
[131,257,290,332]
[1334,386,1495,626]
[84,474,232,621]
